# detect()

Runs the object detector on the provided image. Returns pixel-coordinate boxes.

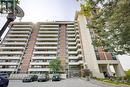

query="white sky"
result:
[0,0,130,71]
[18,0,80,22]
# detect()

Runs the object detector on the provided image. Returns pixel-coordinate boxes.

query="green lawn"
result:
[96,78,130,86]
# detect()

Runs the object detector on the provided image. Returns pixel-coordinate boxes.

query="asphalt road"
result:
[8,78,129,87]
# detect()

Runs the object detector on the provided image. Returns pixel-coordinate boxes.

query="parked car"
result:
[52,74,61,81]
[37,75,49,82]
[0,73,9,79]
[0,76,9,87]
[22,75,38,82]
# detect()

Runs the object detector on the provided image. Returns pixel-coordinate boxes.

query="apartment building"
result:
[0,13,125,78]
[0,22,33,74]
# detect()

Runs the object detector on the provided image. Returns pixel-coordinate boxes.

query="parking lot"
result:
[8,78,126,87]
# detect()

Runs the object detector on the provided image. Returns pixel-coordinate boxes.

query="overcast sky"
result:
[0,0,130,70]
[19,0,80,22]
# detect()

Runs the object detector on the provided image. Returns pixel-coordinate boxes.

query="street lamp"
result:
[0,0,24,41]
[0,0,18,13]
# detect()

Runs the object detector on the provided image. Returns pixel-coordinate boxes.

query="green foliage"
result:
[125,69,130,82]
[125,69,130,77]
[49,58,61,74]
[80,0,130,54]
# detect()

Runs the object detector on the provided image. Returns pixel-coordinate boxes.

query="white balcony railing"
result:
[39,31,58,33]
[34,47,57,49]
[28,68,49,71]
[36,42,58,45]
[30,62,49,65]
[0,62,19,65]
[11,28,32,31]
[0,47,25,49]
[33,51,57,54]
[37,38,58,41]
[2,42,26,45]
[68,56,78,59]
[9,31,30,33]
[32,56,56,59]
[0,68,17,71]
[0,51,23,55]
[5,38,28,41]
[0,57,21,59]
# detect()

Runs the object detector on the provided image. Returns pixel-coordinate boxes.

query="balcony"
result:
[0,57,21,59]
[68,42,76,45]
[77,49,82,52]
[33,51,57,54]
[30,62,49,65]
[0,51,23,55]
[76,38,80,42]
[0,68,17,71]
[9,31,30,34]
[40,28,58,30]
[68,38,75,41]
[67,28,74,30]
[11,28,32,31]
[97,60,119,64]
[12,24,32,28]
[7,34,29,38]
[0,62,19,65]
[40,25,59,27]
[68,51,77,54]
[0,47,25,50]
[68,56,78,59]
[37,38,58,41]
[68,46,76,49]
[78,54,83,58]
[67,30,75,33]
[34,47,57,49]
[68,60,83,65]
[67,25,74,27]
[28,68,49,71]
[39,31,58,34]
[32,56,56,59]
[2,42,26,45]
[5,38,28,41]
[68,34,75,37]
[78,60,83,64]
[36,42,58,45]
[68,62,79,65]
[38,34,58,37]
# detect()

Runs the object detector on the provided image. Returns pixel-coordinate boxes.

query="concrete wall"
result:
[77,14,104,78]
[113,59,125,77]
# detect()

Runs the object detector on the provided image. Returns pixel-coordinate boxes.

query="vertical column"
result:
[77,14,104,78]
[107,65,113,76]
[59,24,67,73]
[113,63,125,77]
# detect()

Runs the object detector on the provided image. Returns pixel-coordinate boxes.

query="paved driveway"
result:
[8,78,129,87]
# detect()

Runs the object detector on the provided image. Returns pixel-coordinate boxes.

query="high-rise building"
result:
[0,13,125,78]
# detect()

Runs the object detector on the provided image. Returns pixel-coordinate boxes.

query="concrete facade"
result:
[0,14,125,78]
[75,13,125,78]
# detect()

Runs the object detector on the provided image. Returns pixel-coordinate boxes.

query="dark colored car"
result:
[52,75,61,81]
[0,76,9,87]
[0,73,9,79]
[22,75,38,82]
[37,75,49,82]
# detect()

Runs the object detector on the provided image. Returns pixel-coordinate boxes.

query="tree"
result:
[78,0,130,54]
[49,58,61,74]
[125,69,130,82]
